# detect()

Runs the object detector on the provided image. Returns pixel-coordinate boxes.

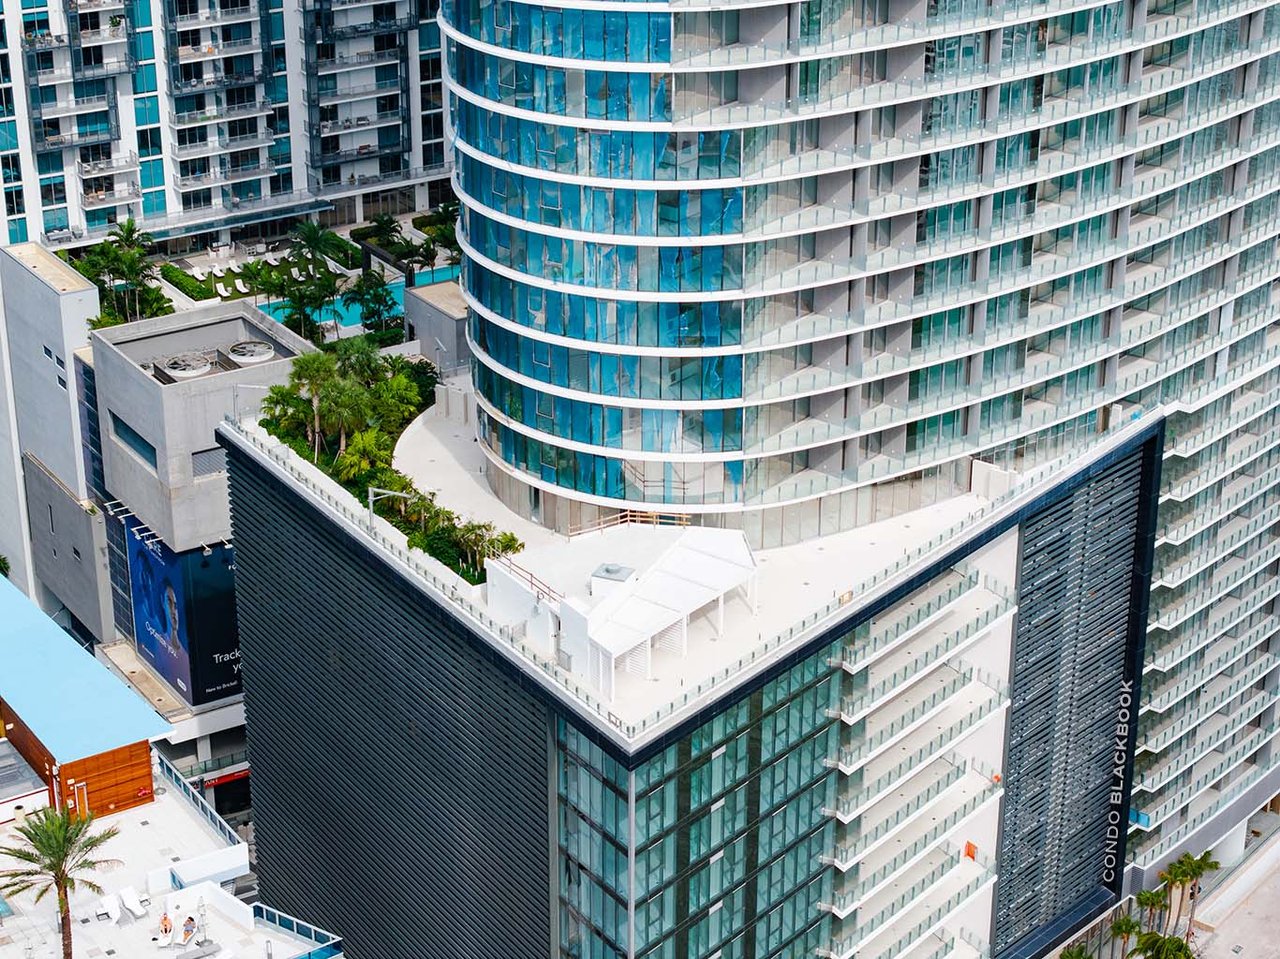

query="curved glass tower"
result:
[441,0,1280,902]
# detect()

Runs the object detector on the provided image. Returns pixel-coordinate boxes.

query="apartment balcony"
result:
[316,78,401,104]
[1158,466,1280,546]
[1153,543,1280,632]
[175,161,272,190]
[172,98,274,126]
[314,47,401,72]
[311,162,447,195]
[1163,427,1280,502]
[68,0,127,10]
[74,54,136,79]
[1148,604,1280,682]
[22,32,69,50]
[840,571,980,673]
[1133,723,1278,829]
[1136,690,1280,793]
[1166,385,1280,458]
[37,93,113,119]
[307,139,405,167]
[1139,658,1278,753]
[172,66,266,92]
[311,110,401,136]
[321,15,415,39]
[827,844,964,920]
[1155,511,1280,590]
[137,188,325,234]
[1145,626,1277,712]
[82,183,141,209]
[825,857,996,959]
[173,128,275,158]
[77,150,139,177]
[840,597,1013,725]
[34,121,120,151]
[177,36,261,62]
[78,24,129,45]
[173,0,259,25]
[1147,574,1280,673]
[838,667,1006,771]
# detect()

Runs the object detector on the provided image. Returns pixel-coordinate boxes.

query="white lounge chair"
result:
[291,266,306,282]
[96,893,123,924]
[211,265,225,278]
[191,267,206,281]
[234,278,250,295]
[228,259,242,273]
[264,252,280,266]
[215,282,231,298]
[120,885,148,919]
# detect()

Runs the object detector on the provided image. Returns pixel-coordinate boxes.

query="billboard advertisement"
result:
[125,517,241,706]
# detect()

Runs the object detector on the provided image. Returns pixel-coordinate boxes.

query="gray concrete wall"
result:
[22,453,113,642]
[92,306,315,553]
[0,246,98,499]
[405,288,469,373]
[0,310,34,594]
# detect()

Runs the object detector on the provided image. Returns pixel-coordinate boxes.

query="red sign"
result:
[136,786,153,799]
[203,768,251,789]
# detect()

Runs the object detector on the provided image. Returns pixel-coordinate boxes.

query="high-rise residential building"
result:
[0,0,450,249]
[440,0,1280,898]
[207,0,1280,957]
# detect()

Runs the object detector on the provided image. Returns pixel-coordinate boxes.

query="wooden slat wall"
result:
[2,694,155,818]
[0,696,56,806]
[63,742,155,818]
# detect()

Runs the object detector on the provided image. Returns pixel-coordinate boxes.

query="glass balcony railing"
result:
[1137,691,1279,792]
[1166,385,1280,458]
[841,573,978,672]
[834,765,969,867]
[1141,665,1278,753]
[252,904,343,958]
[1154,541,1280,631]
[841,603,1011,720]
[1146,618,1277,713]
[1163,427,1280,503]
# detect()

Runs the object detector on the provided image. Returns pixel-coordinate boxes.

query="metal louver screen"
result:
[992,446,1153,958]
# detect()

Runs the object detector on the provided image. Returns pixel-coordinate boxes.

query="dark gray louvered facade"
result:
[992,442,1158,959]
[223,443,555,959]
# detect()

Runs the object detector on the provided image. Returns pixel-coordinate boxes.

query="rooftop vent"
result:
[589,562,635,600]
[159,352,213,379]
[226,339,274,366]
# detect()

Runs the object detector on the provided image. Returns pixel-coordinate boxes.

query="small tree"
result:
[1111,914,1141,958]
[341,265,398,333]
[290,220,347,266]
[290,352,338,460]
[334,337,383,387]
[0,554,9,578]
[1136,888,1166,931]
[1059,946,1091,959]
[370,373,421,432]
[334,428,392,482]
[1158,860,1191,934]
[108,216,153,253]
[1181,850,1219,943]
[1129,931,1194,959]
[321,377,372,457]
[0,807,121,959]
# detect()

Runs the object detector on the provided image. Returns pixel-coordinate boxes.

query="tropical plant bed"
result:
[160,263,217,301]
[260,343,520,584]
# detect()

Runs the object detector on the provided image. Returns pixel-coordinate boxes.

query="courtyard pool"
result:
[262,265,460,329]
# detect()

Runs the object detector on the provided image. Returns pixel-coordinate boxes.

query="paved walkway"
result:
[1196,856,1280,959]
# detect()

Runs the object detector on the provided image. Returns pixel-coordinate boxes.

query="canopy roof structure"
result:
[585,527,759,667]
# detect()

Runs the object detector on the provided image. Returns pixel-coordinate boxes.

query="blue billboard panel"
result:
[126,518,193,701]
[125,518,241,706]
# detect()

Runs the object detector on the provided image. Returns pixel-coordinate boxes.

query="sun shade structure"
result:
[561,527,759,699]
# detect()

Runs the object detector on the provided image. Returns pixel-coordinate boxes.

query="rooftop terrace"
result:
[0,755,341,959]
[219,393,1160,751]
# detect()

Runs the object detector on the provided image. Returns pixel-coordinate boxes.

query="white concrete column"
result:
[1215,816,1249,868]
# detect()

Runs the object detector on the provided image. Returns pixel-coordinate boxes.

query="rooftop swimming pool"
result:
[0,893,12,918]
[261,265,460,329]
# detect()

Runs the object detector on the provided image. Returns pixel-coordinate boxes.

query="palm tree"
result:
[289,352,338,460]
[260,383,310,437]
[1136,888,1166,931]
[368,212,404,251]
[371,372,421,432]
[491,531,524,557]
[114,246,159,321]
[1129,931,1194,959]
[0,553,9,578]
[457,520,496,573]
[333,337,383,387]
[0,807,122,959]
[334,428,392,482]
[341,265,398,333]
[1181,850,1219,942]
[321,377,371,456]
[290,220,347,267]
[1059,946,1091,959]
[108,216,153,253]
[1112,914,1142,958]
[1158,860,1190,934]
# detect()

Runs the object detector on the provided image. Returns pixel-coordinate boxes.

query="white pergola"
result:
[585,528,759,694]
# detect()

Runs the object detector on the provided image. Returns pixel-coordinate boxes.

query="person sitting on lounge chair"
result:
[160,914,173,936]
[182,916,197,944]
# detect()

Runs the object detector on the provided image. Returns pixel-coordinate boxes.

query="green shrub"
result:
[329,236,362,270]
[160,263,216,300]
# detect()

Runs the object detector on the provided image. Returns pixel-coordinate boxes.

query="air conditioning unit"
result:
[225,339,274,366]
[160,352,213,380]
